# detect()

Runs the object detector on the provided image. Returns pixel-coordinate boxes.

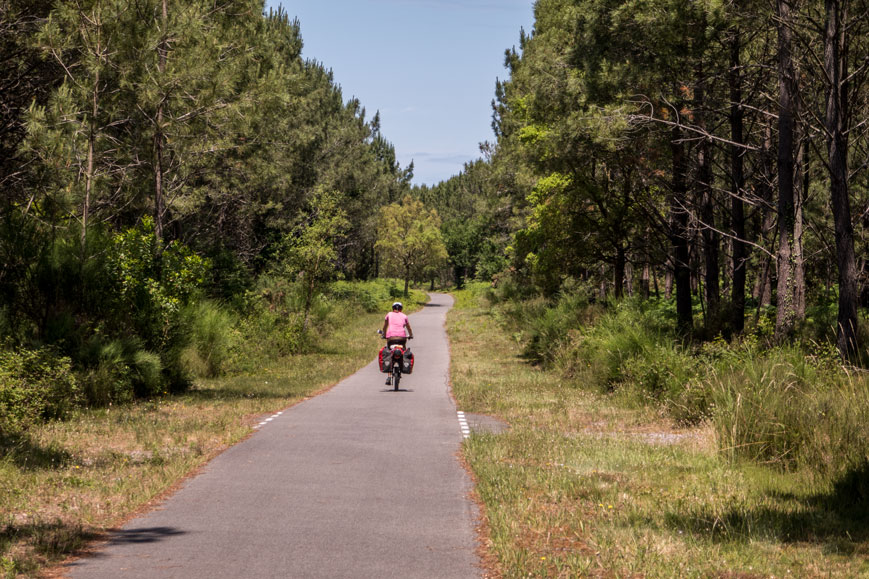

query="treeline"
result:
[424,0,869,356]
[0,0,415,425]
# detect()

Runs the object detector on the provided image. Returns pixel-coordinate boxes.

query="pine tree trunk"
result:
[600,264,607,301]
[154,0,169,242]
[83,66,98,247]
[625,262,634,298]
[614,246,626,299]
[793,137,807,320]
[722,236,732,299]
[696,63,719,329]
[641,262,650,300]
[729,20,747,334]
[824,0,858,357]
[665,266,673,300]
[700,163,718,325]
[671,127,693,332]
[774,0,798,342]
[755,125,776,308]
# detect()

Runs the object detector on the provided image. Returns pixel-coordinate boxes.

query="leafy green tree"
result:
[277,189,350,332]
[417,158,513,287]
[376,195,448,296]
[109,216,208,391]
[111,216,208,349]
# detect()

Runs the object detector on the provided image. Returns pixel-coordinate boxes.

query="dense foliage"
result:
[423,0,869,358]
[482,281,869,494]
[0,0,414,430]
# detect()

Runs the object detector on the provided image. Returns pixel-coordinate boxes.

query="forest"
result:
[427,0,869,354]
[3,0,869,520]
[0,0,456,429]
[3,0,869,574]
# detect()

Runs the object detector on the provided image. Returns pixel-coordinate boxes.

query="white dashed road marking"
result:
[457,411,470,439]
[255,411,284,429]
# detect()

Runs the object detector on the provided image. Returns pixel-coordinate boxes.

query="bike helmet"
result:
[392,302,403,311]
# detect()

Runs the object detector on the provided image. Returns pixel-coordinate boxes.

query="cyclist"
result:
[381,302,413,385]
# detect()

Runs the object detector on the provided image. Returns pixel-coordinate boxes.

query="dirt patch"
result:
[464,413,510,435]
[576,421,716,452]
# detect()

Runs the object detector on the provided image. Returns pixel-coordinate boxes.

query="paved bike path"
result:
[65,293,479,578]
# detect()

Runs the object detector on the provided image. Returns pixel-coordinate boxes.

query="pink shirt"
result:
[384,311,409,338]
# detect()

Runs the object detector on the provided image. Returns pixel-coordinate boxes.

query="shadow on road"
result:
[106,527,186,546]
[379,389,415,393]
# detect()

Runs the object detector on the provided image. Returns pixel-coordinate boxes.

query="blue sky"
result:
[264,0,535,186]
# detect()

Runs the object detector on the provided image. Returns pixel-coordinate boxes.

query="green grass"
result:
[448,289,869,578]
[0,286,427,578]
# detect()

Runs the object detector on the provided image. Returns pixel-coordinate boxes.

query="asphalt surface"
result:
[64,293,480,578]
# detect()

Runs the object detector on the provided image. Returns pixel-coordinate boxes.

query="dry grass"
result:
[448,290,869,578]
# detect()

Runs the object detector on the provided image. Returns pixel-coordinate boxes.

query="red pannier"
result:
[379,346,414,374]
[402,350,414,374]
[378,347,391,373]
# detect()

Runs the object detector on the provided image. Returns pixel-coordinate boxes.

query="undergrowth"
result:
[0,279,416,434]
[482,282,869,491]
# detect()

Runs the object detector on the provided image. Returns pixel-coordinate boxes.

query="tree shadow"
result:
[103,526,186,547]
[0,519,99,558]
[664,461,869,549]
[0,431,71,470]
[60,527,186,570]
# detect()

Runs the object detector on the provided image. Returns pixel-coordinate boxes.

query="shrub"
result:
[493,288,869,490]
[709,346,869,480]
[554,300,671,385]
[353,288,381,313]
[0,348,80,431]
[522,287,595,365]
[499,295,710,423]
[180,301,238,378]
[329,280,395,313]
[487,271,535,304]
[620,344,706,423]
[109,217,208,353]
[132,350,164,397]
[80,360,133,407]
[78,338,164,404]
[452,282,490,310]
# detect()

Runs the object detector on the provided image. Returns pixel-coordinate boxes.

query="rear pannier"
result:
[402,350,414,374]
[378,347,391,373]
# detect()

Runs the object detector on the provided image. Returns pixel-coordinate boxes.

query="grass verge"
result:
[448,289,869,578]
[0,289,427,578]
